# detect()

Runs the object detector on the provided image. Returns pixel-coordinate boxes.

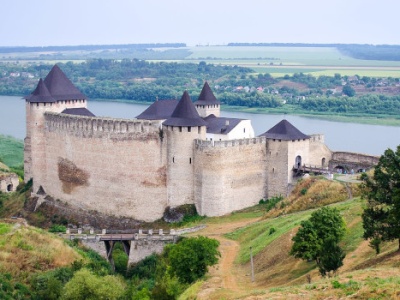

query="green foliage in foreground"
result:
[61,268,126,300]
[168,236,220,284]
[0,135,23,168]
[0,273,31,300]
[290,207,346,277]
[361,145,400,254]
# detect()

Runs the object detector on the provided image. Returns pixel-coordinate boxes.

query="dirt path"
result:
[189,218,260,299]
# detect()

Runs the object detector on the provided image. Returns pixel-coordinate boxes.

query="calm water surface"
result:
[1,95,399,156]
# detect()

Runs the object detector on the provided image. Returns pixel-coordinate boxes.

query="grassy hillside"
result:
[186,176,400,299]
[0,134,23,168]
[0,220,81,282]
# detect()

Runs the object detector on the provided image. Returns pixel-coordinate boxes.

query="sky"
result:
[1,0,399,47]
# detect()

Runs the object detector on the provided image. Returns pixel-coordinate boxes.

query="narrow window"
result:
[179,126,182,132]
[198,126,201,134]
[189,158,192,164]
[188,127,191,132]
[173,157,175,163]
[244,128,246,133]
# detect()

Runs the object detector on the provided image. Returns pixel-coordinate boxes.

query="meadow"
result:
[185,46,400,77]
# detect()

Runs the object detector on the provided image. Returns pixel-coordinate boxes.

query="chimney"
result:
[225,120,230,126]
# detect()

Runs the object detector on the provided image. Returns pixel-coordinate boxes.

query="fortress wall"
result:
[41,113,167,222]
[331,151,380,165]
[194,137,267,216]
[309,134,332,167]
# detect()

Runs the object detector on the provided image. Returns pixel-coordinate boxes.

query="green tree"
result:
[342,83,356,97]
[290,207,346,277]
[361,145,400,253]
[168,236,220,284]
[61,268,125,300]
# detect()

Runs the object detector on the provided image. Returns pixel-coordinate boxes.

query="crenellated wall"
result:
[39,113,168,222]
[194,137,267,216]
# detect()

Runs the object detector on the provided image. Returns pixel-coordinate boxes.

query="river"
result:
[1,95,399,156]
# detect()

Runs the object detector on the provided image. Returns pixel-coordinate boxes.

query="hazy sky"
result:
[1,0,398,47]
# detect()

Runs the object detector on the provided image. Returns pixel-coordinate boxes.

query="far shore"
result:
[89,98,400,127]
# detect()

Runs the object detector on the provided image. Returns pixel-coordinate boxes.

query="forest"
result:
[1,59,400,117]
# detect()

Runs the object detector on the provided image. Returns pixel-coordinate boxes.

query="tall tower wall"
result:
[194,138,267,216]
[164,125,206,207]
[25,100,87,192]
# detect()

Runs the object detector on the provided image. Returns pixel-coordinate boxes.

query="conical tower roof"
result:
[136,99,178,120]
[195,82,220,105]
[163,91,207,126]
[25,78,55,103]
[259,119,310,140]
[43,65,86,101]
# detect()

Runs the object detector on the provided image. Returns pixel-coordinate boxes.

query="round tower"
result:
[24,65,87,192]
[163,91,206,207]
[194,82,221,118]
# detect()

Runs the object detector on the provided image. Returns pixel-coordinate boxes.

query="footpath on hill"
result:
[187,217,261,300]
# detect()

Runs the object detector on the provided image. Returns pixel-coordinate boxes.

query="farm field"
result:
[185,46,400,77]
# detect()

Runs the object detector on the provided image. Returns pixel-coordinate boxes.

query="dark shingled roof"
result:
[25,78,55,103]
[61,108,95,117]
[203,114,242,134]
[163,91,207,127]
[195,82,220,105]
[259,119,310,140]
[136,100,178,120]
[25,65,86,102]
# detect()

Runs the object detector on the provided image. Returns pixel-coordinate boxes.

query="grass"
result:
[0,134,24,167]
[0,220,81,283]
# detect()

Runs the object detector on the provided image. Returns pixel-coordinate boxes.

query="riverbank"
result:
[89,98,400,127]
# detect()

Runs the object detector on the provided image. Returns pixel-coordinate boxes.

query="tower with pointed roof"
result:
[163,91,207,207]
[194,82,221,118]
[259,119,311,196]
[24,65,87,189]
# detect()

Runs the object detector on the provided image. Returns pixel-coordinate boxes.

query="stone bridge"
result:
[329,151,380,173]
[61,225,206,269]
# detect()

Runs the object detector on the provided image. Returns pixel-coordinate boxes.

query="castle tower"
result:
[260,120,310,197]
[24,65,87,192]
[194,82,221,118]
[163,91,207,207]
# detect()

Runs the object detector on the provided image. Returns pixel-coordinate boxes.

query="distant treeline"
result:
[228,43,400,61]
[1,59,400,117]
[0,43,186,53]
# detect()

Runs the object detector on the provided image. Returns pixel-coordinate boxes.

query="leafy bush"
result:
[168,236,220,284]
[48,225,66,233]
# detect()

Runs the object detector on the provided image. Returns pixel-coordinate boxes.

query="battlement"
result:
[195,136,266,150]
[44,112,160,138]
[309,134,325,143]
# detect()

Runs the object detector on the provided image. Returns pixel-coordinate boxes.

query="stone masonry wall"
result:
[194,138,267,216]
[265,139,289,198]
[308,134,332,168]
[41,113,168,222]
[164,125,206,208]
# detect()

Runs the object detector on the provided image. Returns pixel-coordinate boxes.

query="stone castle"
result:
[24,65,376,222]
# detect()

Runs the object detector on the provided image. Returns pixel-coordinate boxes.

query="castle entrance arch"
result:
[295,155,302,169]
[321,157,326,168]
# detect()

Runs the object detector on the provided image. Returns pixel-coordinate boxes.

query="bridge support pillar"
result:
[104,240,116,271]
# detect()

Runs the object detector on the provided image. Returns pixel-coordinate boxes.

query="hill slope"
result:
[182,178,400,300]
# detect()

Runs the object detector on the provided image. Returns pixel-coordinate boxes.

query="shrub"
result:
[48,225,66,233]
